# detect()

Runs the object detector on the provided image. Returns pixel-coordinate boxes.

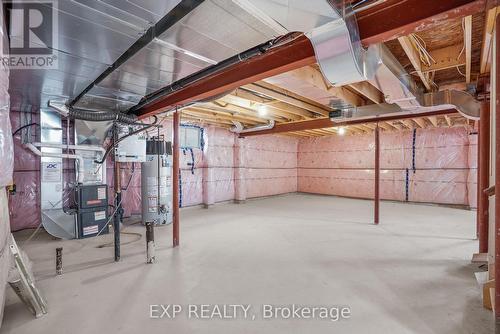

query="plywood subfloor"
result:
[1,194,493,334]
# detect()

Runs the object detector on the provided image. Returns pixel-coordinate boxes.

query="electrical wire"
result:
[457,18,466,61]
[456,18,467,78]
[409,33,436,67]
[121,162,136,191]
[94,115,158,164]
[95,197,123,238]
[456,65,467,77]
[12,123,39,137]
[95,232,142,248]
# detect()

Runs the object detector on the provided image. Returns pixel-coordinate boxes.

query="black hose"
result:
[12,123,39,136]
[121,162,135,190]
[128,32,300,114]
[94,116,158,164]
[69,108,138,124]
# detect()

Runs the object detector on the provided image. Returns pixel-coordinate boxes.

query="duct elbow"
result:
[423,90,480,120]
[230,120,275,134]
[48,100,70,117]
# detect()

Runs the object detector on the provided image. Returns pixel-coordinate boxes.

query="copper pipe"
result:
[479,102,490,253]
[172,110,180,247]
[374,123,380,225]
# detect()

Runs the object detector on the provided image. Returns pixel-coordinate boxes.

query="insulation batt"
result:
[0,2,12,326]
[8,122,476,231]
[298,126,476,206]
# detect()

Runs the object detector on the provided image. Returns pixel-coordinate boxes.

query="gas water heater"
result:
[141,137,173,225]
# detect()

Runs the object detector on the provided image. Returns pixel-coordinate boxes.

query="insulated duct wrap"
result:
[68,109,137,124]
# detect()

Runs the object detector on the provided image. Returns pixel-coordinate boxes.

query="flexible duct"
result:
[48,100,139,124]
[68,108,138,123]
[128,33,301,114]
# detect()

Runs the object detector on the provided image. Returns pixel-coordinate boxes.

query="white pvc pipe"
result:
[47,100,69,117]
[25,143,85,183]
[230,120,275,134]
[30,142,105,156]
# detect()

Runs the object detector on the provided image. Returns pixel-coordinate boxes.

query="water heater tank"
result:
[141,137,173,225]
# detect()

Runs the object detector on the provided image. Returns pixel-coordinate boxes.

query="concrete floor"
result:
[0,194,493,333]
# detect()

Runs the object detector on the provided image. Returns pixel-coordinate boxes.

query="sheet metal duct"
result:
[241,0,365,86]
[8,0,480,122]
[329,96,475,124]
[9,0,360,115]
[365,44,480,119]
[275,2,481,121]
[366,44,422,110]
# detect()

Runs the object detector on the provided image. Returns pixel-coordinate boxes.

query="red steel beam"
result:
[357,0,486,45]
[136,1,484,118]
[476,119,481,240]
[239,109,459,137]
[374,123,380,225]
[495,14,500,324]
[138,35,316,118]
[172,111,180,247]
[478,102,490,253]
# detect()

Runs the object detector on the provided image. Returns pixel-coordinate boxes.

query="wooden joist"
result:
[398,36,432,91]
[464,15,472,83]
[243,82,330,117]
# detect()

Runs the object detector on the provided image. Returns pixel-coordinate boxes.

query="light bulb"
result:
[258,105,268,117]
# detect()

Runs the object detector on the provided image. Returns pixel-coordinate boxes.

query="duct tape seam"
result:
[405,168,409,201]
[412,128,417,173]
[179,168,183,208]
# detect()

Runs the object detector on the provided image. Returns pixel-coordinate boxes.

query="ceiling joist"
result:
[398,35,433,91]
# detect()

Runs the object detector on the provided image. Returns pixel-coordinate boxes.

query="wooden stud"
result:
[413,118,426,128]
[348,81,384,104]
[421,44,466,73]
[480,6,499,74]
[398,35,432,91]
[287,66,365,106]
[464,15,473,83]
[244,82,330,117]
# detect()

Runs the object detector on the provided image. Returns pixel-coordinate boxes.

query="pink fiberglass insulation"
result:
[106,163,142,218]
[9,111,76,230]
[242,134,298,198]
[0,5,11,326]
[8,119,477,232]
[204,126,235,204]
[298,126,477,207]
[467,133,478,208]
